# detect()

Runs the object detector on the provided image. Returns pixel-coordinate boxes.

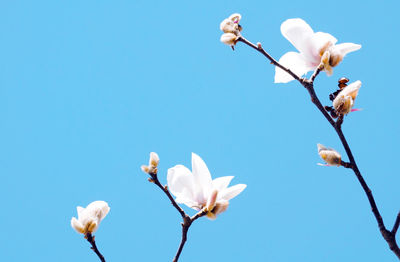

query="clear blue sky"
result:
[1,0,399,261]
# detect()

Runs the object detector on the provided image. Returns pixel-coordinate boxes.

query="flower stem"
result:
[85,233,106,262]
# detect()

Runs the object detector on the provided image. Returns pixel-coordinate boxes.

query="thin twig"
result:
[85,233,106,262]
[236,36,400,259]
[148,172,206,262]
[237,37,304,83]
[149,172,186,218]
[392,212,400,235]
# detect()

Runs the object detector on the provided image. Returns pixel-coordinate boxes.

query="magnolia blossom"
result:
[141,152,160,174]
[71,201,110,234]
[275,18,361,83]
[333,80,361,115]
[220,13,242,47]
[317,144,341,166]
[167,153,246,219]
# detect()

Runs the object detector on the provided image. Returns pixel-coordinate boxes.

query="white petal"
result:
[212,176,234,192]
[307,32,337,63]
[167,165,196,202]
[219,184,247,201]
[335,43,361,56]
[191,153,213,201]
[281,18,314,56]
[77,206,84,219]
[71,217,84,234]
[274,52,311,83]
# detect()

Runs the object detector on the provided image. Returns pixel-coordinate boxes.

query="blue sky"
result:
[1,0,400,261]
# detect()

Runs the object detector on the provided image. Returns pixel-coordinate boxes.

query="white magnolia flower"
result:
[333,80,361,115]
[317,144,341,166]
[71,201,110,234]
[167,153,246,219]
[275,18,361,83]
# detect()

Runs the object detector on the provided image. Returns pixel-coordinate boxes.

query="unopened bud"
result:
[317,144,341,166]
[220,33,238,46]
[141,165,150,174]
[333,80,361,115]
[150,152,159,168]
[228,13,241,23]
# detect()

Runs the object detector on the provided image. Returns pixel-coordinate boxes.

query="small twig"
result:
[310,66,323,83]
[148,172,206,262]
[85,233,106,262]
[236,36,400,259]
[149,172,186,218]
[237,37,304,83]
[392,212,400,235]
[340,160,352,169]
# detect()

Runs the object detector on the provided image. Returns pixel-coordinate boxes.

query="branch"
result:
[85,233,106,262]
[147,172,206,262]
[237,37,304,83]
[236,36,400,259]
[149,172,186,219]
[173,210,207,262]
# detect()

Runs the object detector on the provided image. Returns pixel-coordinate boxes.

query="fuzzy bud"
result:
[333,80,361,115]
[317,144,341,166]
[220,33,238,46]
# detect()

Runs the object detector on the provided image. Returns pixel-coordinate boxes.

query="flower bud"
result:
[228,13,241,23]
[220,19,237,33]
[141,165,150,173]
[317,144,341,166]
[333,80,361,115]
[220,33,238,46]
[150,152,159,168]
[71,201,110,235]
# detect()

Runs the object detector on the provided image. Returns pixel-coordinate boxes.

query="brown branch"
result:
[173,210,207,262]
[147,172,206,262]
[85,233,106,262]
[149,172,186,218]
[236,36,400,259]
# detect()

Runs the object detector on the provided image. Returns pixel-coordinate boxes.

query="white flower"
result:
[71,201,110,234]
[141,152,160,174]
[317,144,341,166]
[275,18,361,83]
[167,153,246,219]
[333,80,361,115]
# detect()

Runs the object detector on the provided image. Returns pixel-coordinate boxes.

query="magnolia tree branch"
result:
[85,233,106,262]
[236,35,400,259]
[147,171,206,262]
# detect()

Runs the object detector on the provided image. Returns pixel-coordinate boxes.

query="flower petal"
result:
[219,184,247,201]
[167,165,196,203]
[71,217,84,234]
[334,43,361,56]
[191,153,213,202]
[212,176,234,192]
[307,32,337,63]
[274,52,311,83]
[281,18,314,56]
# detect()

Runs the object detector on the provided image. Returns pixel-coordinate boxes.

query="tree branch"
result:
[236,36,400,259]
[147,172,206,262]
[85,233,106,262]
[173,210,207,262]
